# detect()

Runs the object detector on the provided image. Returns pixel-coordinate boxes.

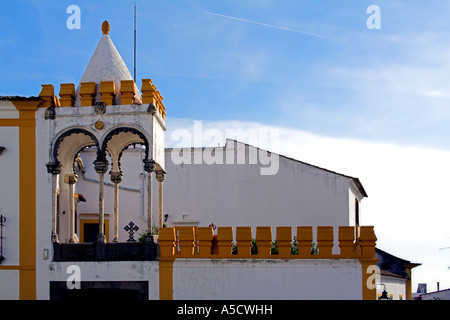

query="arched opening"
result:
[48,125,164,254]
[98,126,165,241]
[49,128,100,243]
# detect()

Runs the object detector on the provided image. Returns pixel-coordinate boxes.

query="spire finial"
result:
[102,20,110,35]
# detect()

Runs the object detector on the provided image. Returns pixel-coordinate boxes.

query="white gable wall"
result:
[163,141,355,235]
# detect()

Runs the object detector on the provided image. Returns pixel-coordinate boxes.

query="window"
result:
[355,198,360,238]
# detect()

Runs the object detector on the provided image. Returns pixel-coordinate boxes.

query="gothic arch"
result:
[101,126,150,172]
[51,127,101,168]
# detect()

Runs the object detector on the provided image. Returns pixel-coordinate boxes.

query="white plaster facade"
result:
[172,259,364,300]
[379,275,407,300]
[164,139,366,234]
[0,127,20,265]
[43,261,160,300]
[0,101,21,300]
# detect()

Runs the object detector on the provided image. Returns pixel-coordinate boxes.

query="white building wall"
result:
[0,270,19,299]
[41,261,159,300]
[35,107,56,300]
[379,275,407,300]
[164,140,354,237]
[0,101,19,119]
[0,127,20,266]
[172,259,363,300]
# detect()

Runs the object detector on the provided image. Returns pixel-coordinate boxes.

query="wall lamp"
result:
[0,147,5,156]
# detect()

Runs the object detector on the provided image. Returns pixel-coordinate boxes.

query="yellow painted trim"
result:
[0,265,35,270]
[99,81,116,106]
[0,119,20,126]
[0,119,35,127]
[406,279,412,300]
[141,79,166,119]
[235,226,252,258]
[11,99,40,300]
[79,82,97,107]
[120,80,136,105]
[79,218,109,243]
[159,258,174,300]
[197,227,214,257]
[39,84,60,108]
[159,226,378,261]
[59,83,76,107]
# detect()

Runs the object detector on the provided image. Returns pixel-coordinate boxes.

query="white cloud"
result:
[423,90,450,98]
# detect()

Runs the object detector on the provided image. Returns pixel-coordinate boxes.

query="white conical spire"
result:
[74,21,141,106]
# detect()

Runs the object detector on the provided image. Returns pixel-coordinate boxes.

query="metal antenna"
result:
[134,2,137,82]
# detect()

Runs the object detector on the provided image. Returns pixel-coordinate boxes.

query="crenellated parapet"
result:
[158,225,377,260]
[141,79,166,119]
[38,79,166,119]
[39,84,60,108]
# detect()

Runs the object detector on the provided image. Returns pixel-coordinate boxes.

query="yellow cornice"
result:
[11,99,41,113]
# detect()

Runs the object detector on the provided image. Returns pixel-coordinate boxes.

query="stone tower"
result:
[38,21,167,244]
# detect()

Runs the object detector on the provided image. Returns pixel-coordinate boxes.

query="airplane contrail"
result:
[204,11,340,41]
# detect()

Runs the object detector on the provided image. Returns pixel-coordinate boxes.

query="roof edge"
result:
[0,96,41,101]
[165,138,368,197]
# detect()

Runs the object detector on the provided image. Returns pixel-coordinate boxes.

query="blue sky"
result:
[2,0,450,293]
[2,0,450,149]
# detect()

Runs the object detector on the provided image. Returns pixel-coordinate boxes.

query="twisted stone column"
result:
[143,159,155,235]
[110,171,123,242]
[94,159,109,243]
[156,170,166,229]
[46,162,61,243]
[64,173,78,243]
